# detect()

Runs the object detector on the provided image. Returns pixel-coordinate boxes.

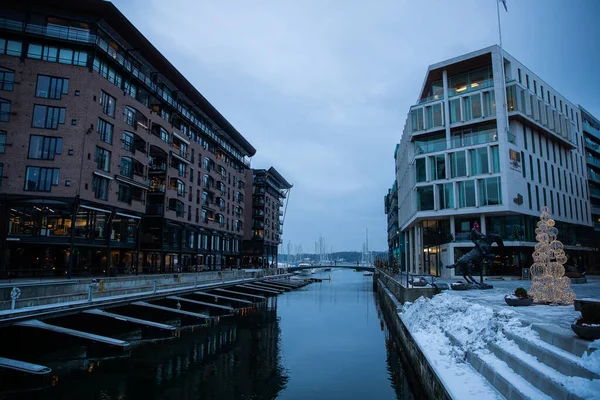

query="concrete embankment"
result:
[374,273,452,400]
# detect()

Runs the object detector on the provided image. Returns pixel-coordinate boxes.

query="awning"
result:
[80,204,112,213]
[172,131,190,145]
[93,171,113,180]
[170,151,190,164]
[116,212,141,219]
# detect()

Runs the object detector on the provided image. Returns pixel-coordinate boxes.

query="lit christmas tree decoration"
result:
[529,206,576,305]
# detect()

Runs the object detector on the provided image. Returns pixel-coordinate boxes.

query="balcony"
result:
[589,169,600,185]
[148,178,166,193]
[588,155,600,170]
[591,186,600,199]
[279,209,283,216]
[591,205,600,216]
[415,93,445,106]
[584,121,600,142]
[586,138,600,154]
[146,202,164,216]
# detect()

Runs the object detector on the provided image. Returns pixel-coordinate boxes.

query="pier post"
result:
[153,280,157,293]
[10,287,21,310]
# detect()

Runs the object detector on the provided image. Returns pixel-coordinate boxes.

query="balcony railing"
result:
[591,186,600,199]
[584,121,600,141]
[415,93,445,106]
[588,155,600,170]
[448,78,494,98]
[589,169,600,184]
[586,138,600,154]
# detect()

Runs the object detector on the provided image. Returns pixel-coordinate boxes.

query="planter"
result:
[504,295,534,307]
[571,321,600,341]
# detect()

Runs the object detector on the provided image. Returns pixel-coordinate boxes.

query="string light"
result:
[529,206,575,305]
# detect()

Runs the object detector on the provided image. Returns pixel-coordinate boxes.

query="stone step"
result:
[504,330,599,381]
[445,331,551,400]
[488,340,589,400]
[530,323,592,357]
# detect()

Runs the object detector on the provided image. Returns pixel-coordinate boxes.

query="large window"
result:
[411,108,424,132]
[0,67,14,91]
[449,151,466,178]
[426,103,443,129]
[92,174,110,200]
[416,186,434,211]
[0,39,22,57]
[100,90,115,117]
[0,131,6,153]
[28,135,63,160]
[36,75,69,99]
[98,118,113,144]
[32,105,66,129]
[439,183,454,209]
[415,158,426,182]
[24,167,59,191]
[479,177,502,206]
[0,98,10,122]
[124,106,136,127]
[27,43,87,66]
[491,146,500,173]
[470,147,489,175]
[449,99,461,123]
[120,156,132,177]
[458,180,476,207]
[483,91,495,116]
[95,146,111,172]
[430,154,445,180]
[122,131,134,152]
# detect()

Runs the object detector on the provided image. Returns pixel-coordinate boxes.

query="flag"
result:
[500,0,508,12]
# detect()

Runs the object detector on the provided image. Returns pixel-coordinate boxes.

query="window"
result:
[416,186,434,211]
[470,93,482,119]
[0,39,22,57]
[36,75,69,99]
[529,155,534,181]
[27,43,87,66]
[483,91,495,117]
[0,98,10,122]
[122,131,134,152]
[458,180,476,207]
[426,103,443,128]
[470,147,489,175]
[527,183,532,209]
[537,159,541,184]
[411,108,424,132]
[439,183,454,209]
[521,151,526,178]
[523,127,528,150]
[416,157,426,182]
[32,105,66,129]
[28,135,63,160]
[120,156,132,177]
[95,146,111,172]
[124,106,136,126]
[117,184,132,204]
[517,68,522,83]
[479,177,502,206]
[0,67,14,91]
[544,162,548,186]
[450,151,466,178]
[100,91,115,117]
[0,131,6,153]
[535,186,540,211]
[98,118,113,144]
[491,146,500,173]
[24,167,59,191]
[450,99,461,123]
[430,154,445,180]
[526,75,530,89]
[92,175,109,200]
[0,163,2,186]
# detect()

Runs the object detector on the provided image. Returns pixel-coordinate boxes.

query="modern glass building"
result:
[0,0,257,278]
[395,45,595,277]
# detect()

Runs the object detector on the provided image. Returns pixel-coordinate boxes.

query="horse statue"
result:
[445,233,504,284]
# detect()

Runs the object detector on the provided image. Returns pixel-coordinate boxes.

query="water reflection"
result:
[1,271,420,400]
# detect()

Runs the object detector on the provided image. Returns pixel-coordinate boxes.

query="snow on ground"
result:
[399,277,600,400]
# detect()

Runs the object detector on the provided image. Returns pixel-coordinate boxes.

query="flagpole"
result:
[496,0,509,134]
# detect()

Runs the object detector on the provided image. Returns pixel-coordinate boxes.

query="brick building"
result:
[0,0,256,278]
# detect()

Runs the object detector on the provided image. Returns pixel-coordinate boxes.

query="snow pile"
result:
[400,292,600,400]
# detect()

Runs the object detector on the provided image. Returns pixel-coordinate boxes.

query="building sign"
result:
[509,149,521,172]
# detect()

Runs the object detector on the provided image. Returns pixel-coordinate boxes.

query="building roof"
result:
[17,0,256,157]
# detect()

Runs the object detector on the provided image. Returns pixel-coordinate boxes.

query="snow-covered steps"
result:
[488,339,593,400]
[530,323,593,358]
[503,330,599,381]
[445,331,552,400]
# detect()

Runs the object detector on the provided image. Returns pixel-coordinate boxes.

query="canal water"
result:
[1,269,420,399]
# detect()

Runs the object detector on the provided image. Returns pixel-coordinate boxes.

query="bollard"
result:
[195,277,198,288]
[10,287,21,310]
[153,280,157,293]
[88,285,93,302]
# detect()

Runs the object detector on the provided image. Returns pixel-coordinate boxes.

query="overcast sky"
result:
[113,0,599,252]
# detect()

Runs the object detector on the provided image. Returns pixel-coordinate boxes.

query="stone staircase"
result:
[446,321,599,400]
